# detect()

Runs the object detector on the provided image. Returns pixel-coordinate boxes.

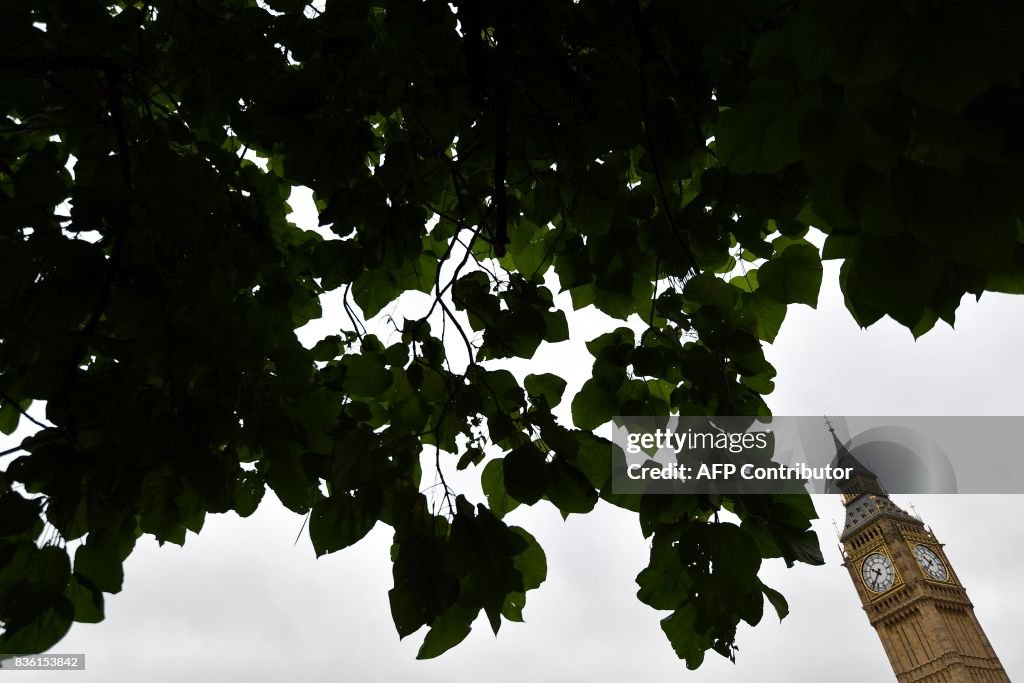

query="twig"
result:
[342,284,367,339]
[434,443,456,519]
[293,510,311,546]
[0,392,54,431]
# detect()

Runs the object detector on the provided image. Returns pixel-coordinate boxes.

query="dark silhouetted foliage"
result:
[2,0,1022,667]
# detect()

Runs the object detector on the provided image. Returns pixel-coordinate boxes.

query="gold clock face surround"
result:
[861,552,896,593]
[913,544,949,581]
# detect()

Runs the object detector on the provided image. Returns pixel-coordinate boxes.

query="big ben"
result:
[830,425,1010,682]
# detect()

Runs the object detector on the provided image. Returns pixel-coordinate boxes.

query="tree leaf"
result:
[65,576,104,624]
[716,79,807,174]
[758,243,823,307]
[524,373,568,408]
[481,460,520,519]
[570,379,619,431]
[502,443,548,506]
[509,527,547,592]
[416,604,475,660]
[0,598,73,655]
[73,539,124,594]
[761,582,789,621]
[309,492,379,557]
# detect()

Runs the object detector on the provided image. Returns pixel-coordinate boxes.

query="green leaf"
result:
[0,598,73,655]
[343,354,393,396]
[311,240,363,289]
[661,605,709,670]
[572,189,613,235]
[524,373,568,408]
[389,392,430,432]
[260,443,316,513]
[509,527,547,591]
[478,368,526,413]
[570,379,619,431]
[529,180,561,225]
[501,591,526,622]
[985,270,1024,294]
[545,457,598,516]
[892,162,1016,270]
[233,471,266,518]
[481,460,520,519]
[416,603,475,659]
[309,492,379,557]
[840,233,944,328]
[388,576,434,640]
[502,443,548,506]
[742,289,787,343]
[707,523,762,583]
[352,269,399,318]
[0,543,71,606]
[570,432,614,490]
[636,523,693,608]
[456,447,485,471]
[684,273,740,309]
[761,582,789,621]
[716,79,807,174]
[65,576,104,624]
[73,539,124,594]
[780,529,825,567]
[0,400,20,435]
[899,5,1024,112]
[394,253,441,294]
[542,309,570,343]
[758,243,823,307]
[750,14,834,79]
[0,491,43,539]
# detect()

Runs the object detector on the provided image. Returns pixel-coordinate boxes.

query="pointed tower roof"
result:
[825,418,885,497]
[824,418,920,540]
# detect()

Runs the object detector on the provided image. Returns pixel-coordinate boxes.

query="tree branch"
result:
[0,392,54,431]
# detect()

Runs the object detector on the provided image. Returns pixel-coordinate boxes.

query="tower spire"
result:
[824,415,845,453]
[823,417,886,501]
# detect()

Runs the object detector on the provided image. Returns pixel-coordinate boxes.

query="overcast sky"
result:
[3,192,1021,681]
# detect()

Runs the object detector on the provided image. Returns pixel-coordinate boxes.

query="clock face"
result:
[913,544,948,581]
[861,553,896,593]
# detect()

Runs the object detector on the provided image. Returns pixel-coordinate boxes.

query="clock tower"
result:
[830,427,1010,682]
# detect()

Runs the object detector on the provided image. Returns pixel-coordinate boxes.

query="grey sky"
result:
[3,193,1021,681]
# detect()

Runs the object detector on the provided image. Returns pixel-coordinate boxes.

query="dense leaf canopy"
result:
[2,0,1022,667]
